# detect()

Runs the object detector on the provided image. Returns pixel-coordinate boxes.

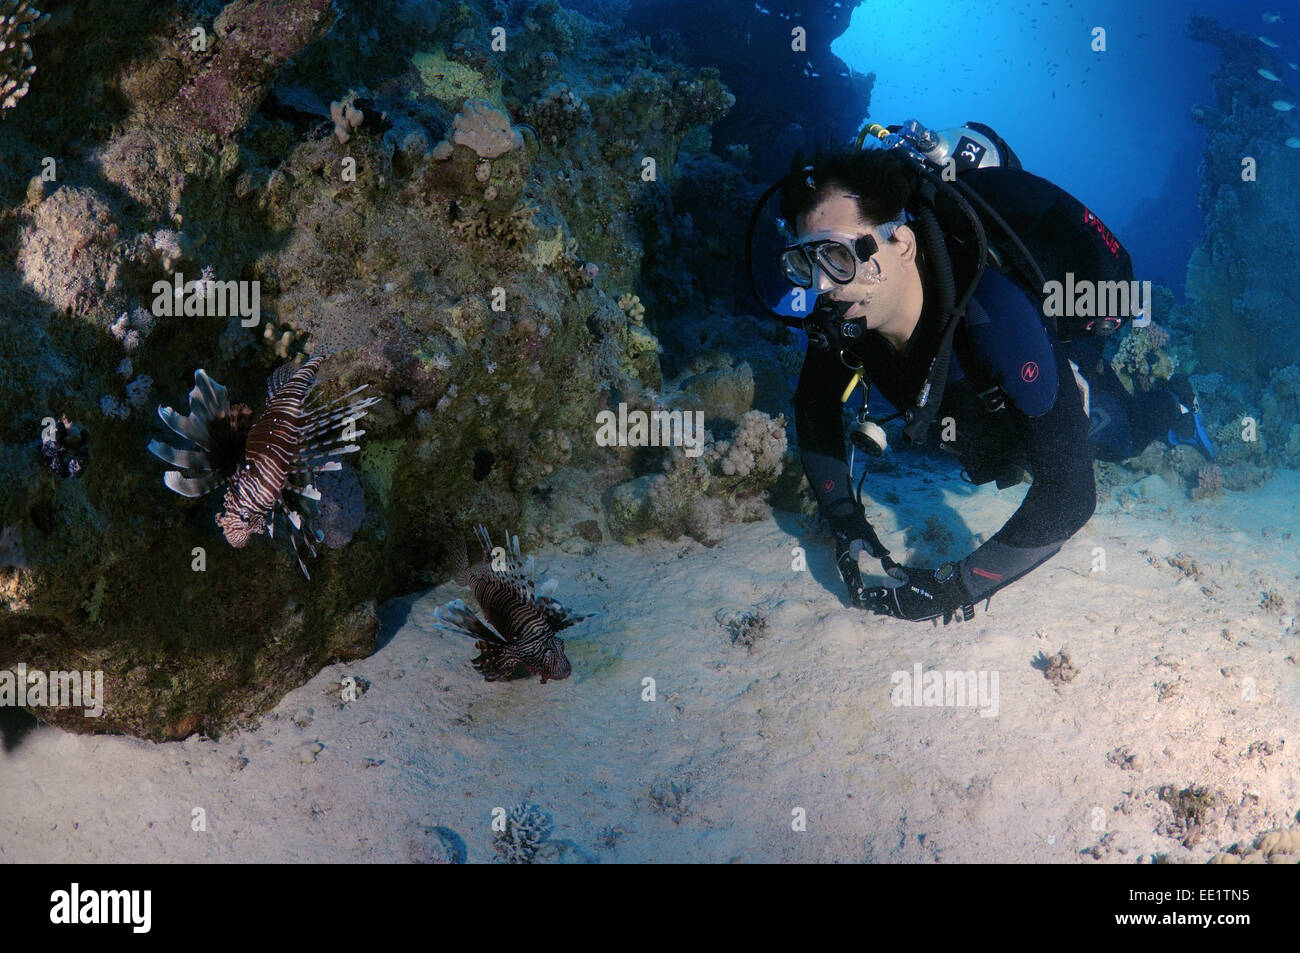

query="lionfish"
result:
[147,357,379,578]
[433,525,592,683]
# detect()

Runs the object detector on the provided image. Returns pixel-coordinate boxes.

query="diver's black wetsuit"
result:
[797,268,1106,603]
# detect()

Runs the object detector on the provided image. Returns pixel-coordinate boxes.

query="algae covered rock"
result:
[0,0,763,740]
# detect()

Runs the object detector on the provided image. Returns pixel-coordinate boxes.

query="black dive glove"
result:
[861,561,977,625]
[827,501,894,608]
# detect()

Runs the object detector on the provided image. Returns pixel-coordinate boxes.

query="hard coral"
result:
[520,82,590,146]
[18,186,123,317]
[452,98,523,158]
[672,68,736,130]
[493,802,554,864]
[0,0,48,112]
[704,410,788,498]
[450,201,537,251]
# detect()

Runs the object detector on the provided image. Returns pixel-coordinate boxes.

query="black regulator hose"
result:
[745,176,805,330]
[899,166,989,446]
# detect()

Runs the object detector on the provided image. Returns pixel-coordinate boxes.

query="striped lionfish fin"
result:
[497,528,539,604]
[147,440,211,470]
[433,599,509,645]
[163,470,222,497]
[471,525,533,605]
[266,358,314,401]
[156,403,213,450]
[192,369,230,424]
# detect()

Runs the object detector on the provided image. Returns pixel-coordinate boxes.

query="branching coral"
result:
[450,201,538,251]
[493,802,555,864]
[703,410,788,498]
[617,293,645,325]
[0,1,48,113]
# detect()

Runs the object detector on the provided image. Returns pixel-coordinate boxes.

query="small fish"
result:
[1260,36,1280,48]
[1290,63,1299,71]
[1258,68,1281,82]
[1262,13,1282,25]
[1274,100,1296,111]
[433,526,593,683]
[1286,137,1300,148]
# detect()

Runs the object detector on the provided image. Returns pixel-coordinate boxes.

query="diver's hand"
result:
[861,562,976,624]
[828,505,883,607]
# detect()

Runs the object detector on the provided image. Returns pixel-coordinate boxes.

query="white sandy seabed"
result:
[3,463,1299,864]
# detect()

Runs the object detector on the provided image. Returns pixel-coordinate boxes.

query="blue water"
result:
[831,0,1282,295]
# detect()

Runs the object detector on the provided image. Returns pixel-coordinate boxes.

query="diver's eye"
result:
[819,243,856,280]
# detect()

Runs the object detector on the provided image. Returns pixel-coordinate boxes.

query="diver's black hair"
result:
[779,141,921,231]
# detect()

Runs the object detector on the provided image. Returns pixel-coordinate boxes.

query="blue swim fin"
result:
[1167,410,1215,459]
[1163,374,1215,459]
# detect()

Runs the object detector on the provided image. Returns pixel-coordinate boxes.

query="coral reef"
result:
[609,409,791,546]
[40,415,89,479]
[519,82,589,147]
[1211,827,1300,864]
[451,98,523,158]
[1259,365,1300,467]
[493,802,554,864]
[0,0,779,739]
[1185,16,1300,382]
[0,1,47,112]
[1112,323,1178,393]
[715,607,767,651]
[1191,464,1224,501]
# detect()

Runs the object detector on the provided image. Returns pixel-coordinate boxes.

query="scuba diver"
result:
[748,121,1214,624]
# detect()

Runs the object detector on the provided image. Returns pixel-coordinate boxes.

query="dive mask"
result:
[780,218,905,290]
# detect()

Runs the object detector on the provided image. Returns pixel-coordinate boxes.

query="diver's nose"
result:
[810,263,836,295]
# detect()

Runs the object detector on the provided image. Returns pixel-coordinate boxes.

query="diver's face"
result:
[796,191,909,326]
